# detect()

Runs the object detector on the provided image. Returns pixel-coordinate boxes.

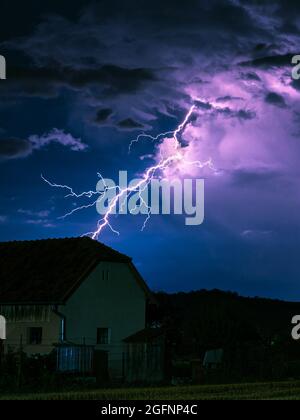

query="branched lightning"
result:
[41,174,99,199]
[42,104,215,239]
[128,130,175,153]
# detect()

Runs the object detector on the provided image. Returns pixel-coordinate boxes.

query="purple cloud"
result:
[2,0,300,253]
[29,128,87,152]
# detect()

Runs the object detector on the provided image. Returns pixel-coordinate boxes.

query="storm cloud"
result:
[1,0,300,298]
[0,138,32,160]
[0,130,87,160]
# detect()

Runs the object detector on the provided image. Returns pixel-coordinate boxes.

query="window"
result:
[28,327,42,345]
[102,270,110,282]
[97,328,111,345]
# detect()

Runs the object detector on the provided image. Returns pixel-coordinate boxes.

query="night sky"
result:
[1,0,300,300]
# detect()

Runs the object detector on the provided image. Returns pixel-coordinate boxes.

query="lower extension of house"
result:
[0,237,162,383]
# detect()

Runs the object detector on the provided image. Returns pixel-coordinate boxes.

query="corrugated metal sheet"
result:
[203,349,224,367]
[56,345,94,373]
[124,342,165,383]
[0,305,52,322]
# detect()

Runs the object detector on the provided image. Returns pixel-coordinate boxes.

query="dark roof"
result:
[123,328,165,343]
[0,237,151,304]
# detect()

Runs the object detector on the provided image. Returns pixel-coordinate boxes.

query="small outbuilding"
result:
[203,348,224,370]
[123,328,166,384]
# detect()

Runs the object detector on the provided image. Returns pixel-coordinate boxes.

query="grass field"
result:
[1,380,300,400]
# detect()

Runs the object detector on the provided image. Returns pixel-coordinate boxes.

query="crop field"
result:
[1,380,300,400]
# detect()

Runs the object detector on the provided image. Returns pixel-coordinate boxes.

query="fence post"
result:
[17,334,23,389]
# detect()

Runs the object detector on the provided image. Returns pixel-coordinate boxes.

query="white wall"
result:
[59,261,146,379]
[4,311,61,355]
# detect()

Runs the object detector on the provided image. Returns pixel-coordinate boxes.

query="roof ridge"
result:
[0,236,93,244]
[0,237,130,257]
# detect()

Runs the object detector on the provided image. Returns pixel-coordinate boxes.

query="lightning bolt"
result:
[42,104,214,239]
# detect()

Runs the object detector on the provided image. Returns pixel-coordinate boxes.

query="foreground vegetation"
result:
[2,381,300,400]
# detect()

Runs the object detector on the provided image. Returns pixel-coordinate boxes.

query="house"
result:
[0,237,156,381]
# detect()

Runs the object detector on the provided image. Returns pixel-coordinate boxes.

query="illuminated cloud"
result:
[29,128,87,152]
[0,130,87,160]
[1,0,300,297]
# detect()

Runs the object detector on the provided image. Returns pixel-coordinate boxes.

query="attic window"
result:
[97,328,111,345]
[102,270,110,281]
[28,327,42,345]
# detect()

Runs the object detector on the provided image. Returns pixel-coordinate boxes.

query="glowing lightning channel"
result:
[128,130,174,153]
[42,104,214,239]
[173,105,196,144]
[41,174,99,199]
[128,105,196,153]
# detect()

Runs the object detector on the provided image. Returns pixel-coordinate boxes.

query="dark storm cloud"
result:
[239,0,300,16]
[0,0,267,124]
[216,95,245,102]
[117,118,144,130]
[217,107,256,120]
[87,0,256,34]
[94,108,113,124]
[236,109,256,120]
[0,138,32,160]
[194,100,213,110]
[253,43,275,53]
[265,0,300,19]
[265,92,287,108]
[0,130,86,160]
[93,110,147,131]
[1,0,300,299]
[240,54,295,69]
[68,65,155,92]
[0,64,155,98]
[291,79,300,91]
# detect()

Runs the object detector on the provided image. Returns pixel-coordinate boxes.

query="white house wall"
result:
[59,261,146,379]
[4,310,61,355]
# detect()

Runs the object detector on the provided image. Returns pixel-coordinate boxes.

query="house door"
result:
[94,350,109,384]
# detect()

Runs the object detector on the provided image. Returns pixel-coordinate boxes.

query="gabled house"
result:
[0,237,155,380]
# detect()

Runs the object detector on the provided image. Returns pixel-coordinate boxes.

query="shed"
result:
[123,328,166,383]
[203,348,224,369]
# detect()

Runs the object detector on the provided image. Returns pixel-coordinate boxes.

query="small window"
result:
[28,327,42,345]
[102,270,110,281]
[97,328,111,345]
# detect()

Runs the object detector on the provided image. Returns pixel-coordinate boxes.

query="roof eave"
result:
[0,301,64,306]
